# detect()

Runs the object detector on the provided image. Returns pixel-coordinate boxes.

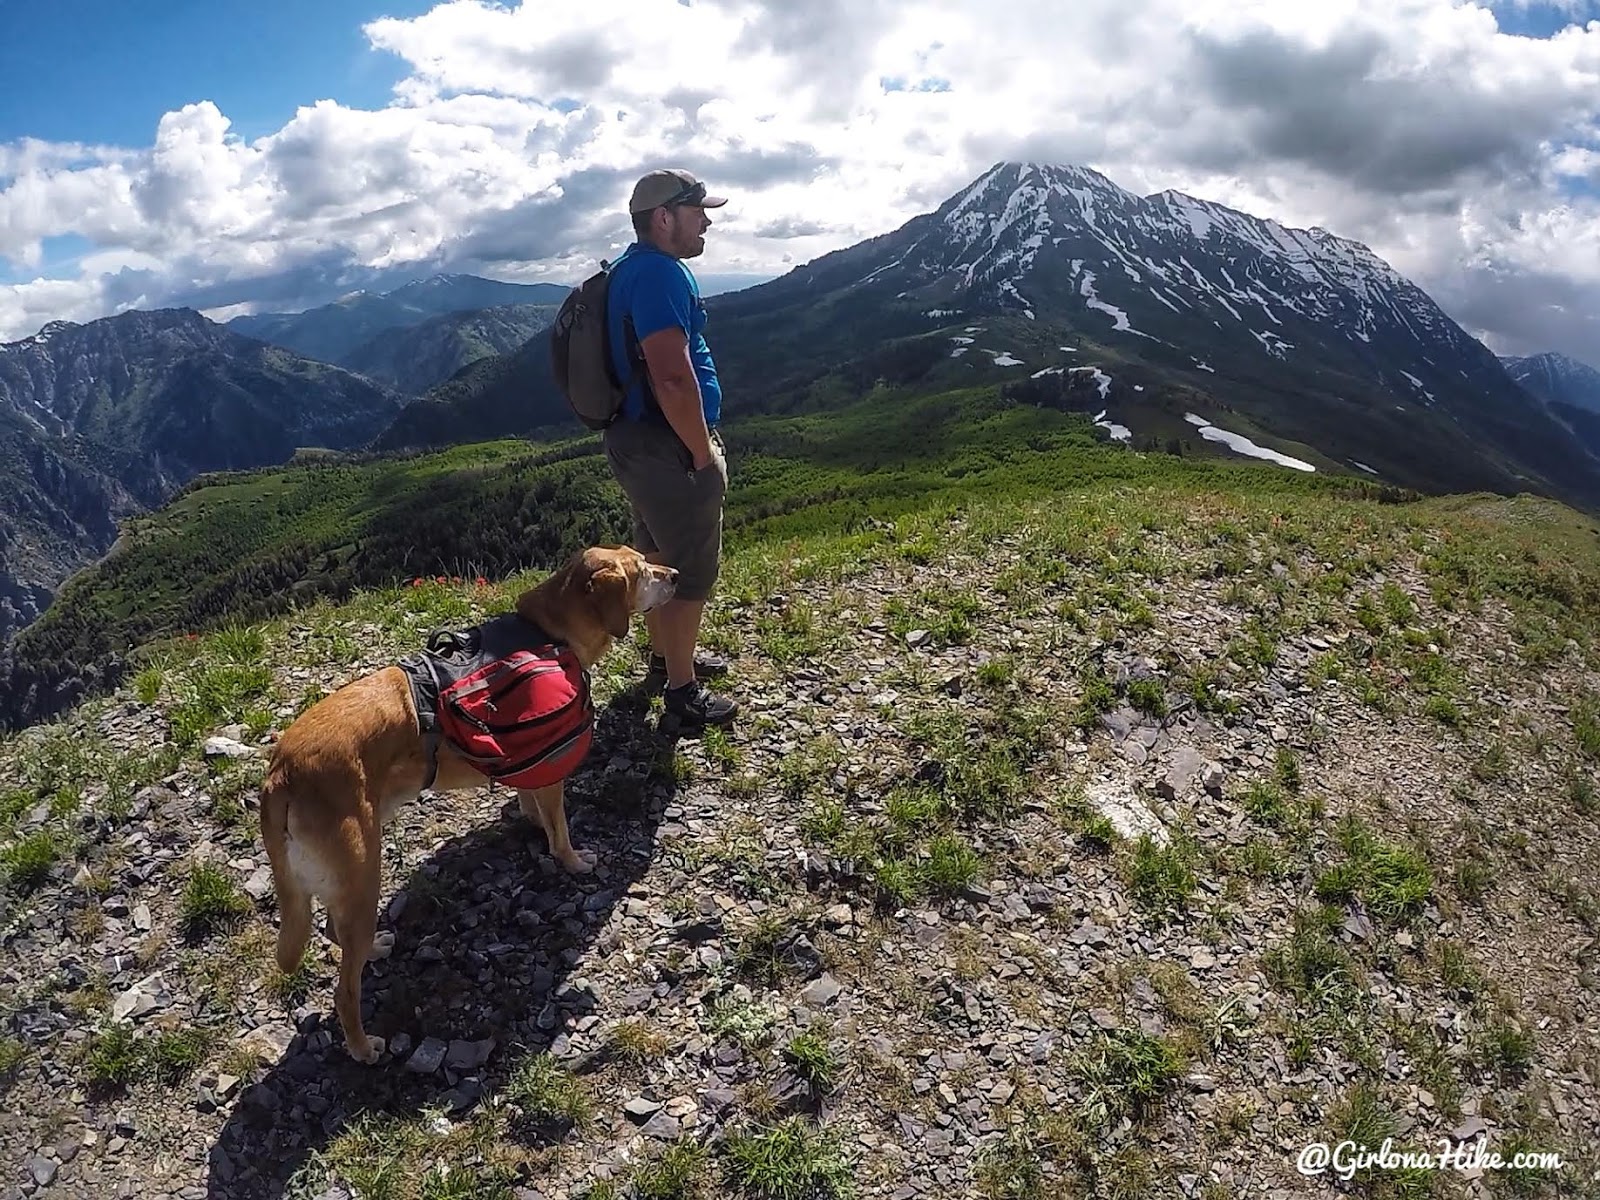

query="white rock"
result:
[203,736,256,760]
[1084,779,1169,845]
[112,973,171,1023]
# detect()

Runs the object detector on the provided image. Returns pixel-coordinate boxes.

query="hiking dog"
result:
[259,545,678,1063]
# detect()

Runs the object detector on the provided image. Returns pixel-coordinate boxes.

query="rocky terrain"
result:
[1,486,1597,1199]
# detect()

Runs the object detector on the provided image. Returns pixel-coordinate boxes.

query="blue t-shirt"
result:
[606,243,722,426]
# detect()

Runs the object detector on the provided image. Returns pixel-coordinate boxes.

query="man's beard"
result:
[671,217,705,258]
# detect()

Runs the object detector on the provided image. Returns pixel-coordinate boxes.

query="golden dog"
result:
[259,545,677,1063]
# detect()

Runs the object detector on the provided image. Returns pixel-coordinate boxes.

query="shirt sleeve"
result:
[626,258,695,342]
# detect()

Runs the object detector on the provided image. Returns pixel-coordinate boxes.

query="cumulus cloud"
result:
[0,0,1597,368]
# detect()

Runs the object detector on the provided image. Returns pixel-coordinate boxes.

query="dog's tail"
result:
[260,758,314,975]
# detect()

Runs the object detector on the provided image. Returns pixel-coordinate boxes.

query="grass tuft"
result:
[181,862,251,937]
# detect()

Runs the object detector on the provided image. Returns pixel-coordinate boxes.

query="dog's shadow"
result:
[207,683,680,1199]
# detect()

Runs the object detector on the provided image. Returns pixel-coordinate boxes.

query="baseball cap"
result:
[628,168,729,214]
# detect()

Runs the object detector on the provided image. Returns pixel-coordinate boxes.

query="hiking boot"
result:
[664,680,739,726]
[647,650,730,682]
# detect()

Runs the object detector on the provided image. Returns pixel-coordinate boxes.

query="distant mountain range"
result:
[2,167,1599,653]
[337,303,560,394]
[1501,352,1600,459]
[382,163,1600,511]
[0,309,403,642]
[1503,351,1600,415]
[222,271,769,393]
[226,273,570,372]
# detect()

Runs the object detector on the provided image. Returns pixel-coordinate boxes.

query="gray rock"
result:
[800,973,843,1007]
[31,1155,58,1186]
[624,1096,663,1121]
[406,1037,448,1074]
[112,973,171,1023]
[237,1022,295,1064]
[640,1111,682,1139]
[446,1038,495,1071]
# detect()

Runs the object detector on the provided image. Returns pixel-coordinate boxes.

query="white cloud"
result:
[1,0,1597,365]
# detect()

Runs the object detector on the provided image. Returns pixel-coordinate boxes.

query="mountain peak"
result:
[1504,350,1600,415]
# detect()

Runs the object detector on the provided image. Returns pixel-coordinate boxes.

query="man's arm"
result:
[639,326,714,469]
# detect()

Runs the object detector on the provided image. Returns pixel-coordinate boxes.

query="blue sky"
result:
[0,0,433,147]
[1491,0,1600,37]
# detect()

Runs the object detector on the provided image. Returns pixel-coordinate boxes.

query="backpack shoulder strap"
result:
[605,251,665,415]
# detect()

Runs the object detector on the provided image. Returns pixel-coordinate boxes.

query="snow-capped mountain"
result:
[1502,352,1600,416]
[710,161,1600,510]
[1503,351,1600,460]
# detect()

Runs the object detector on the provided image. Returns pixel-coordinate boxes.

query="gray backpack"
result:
[549,257,648,430]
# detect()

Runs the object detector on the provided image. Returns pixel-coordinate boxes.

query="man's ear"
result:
[587,565,633,639]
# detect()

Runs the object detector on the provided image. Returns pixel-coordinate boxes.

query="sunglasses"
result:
[660,180,707,208]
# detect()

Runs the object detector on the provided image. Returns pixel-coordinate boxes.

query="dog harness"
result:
[397,612,595,792]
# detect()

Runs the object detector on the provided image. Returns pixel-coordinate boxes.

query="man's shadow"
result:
[206,680,679,1199]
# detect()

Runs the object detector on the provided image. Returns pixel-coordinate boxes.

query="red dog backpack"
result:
[399,614,594,790]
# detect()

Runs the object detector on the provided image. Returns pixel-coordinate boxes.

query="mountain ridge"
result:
[338,302,559,394]
[0,307,406,646]
[1503,351,1600,415]
[225,274,571,365]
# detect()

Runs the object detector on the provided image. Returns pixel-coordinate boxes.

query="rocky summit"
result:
[1,478,1597,1199]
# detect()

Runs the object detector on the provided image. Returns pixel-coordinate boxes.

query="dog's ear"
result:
[586,562,633,640]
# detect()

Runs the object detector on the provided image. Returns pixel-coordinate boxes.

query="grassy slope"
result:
[1,424,1598,1195]
[12,385,1407,689]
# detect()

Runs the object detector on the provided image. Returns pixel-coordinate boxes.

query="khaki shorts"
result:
[602,419,727,602]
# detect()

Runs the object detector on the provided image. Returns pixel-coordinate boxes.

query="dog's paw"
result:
[368,931,396,961]
[559,848,598,874]
[347,1035,386,1064]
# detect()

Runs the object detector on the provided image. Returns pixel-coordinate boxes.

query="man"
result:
[602,168,737,726]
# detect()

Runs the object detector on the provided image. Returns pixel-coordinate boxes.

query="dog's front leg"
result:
[518,783,596,873]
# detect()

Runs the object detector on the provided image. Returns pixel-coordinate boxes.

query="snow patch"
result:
[1184,413,1315,472]
[992,353,1025,367]
[1352,461,1379,475]
[1092,410,1133,443]
[1031,366,1065,378]
[1070,366,1113,399]
[1079,269,1150,337]
[1399,370,1437,405]
[1192,360,1216,373]
[949,336,973,345]
[1252,330,1294,359]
